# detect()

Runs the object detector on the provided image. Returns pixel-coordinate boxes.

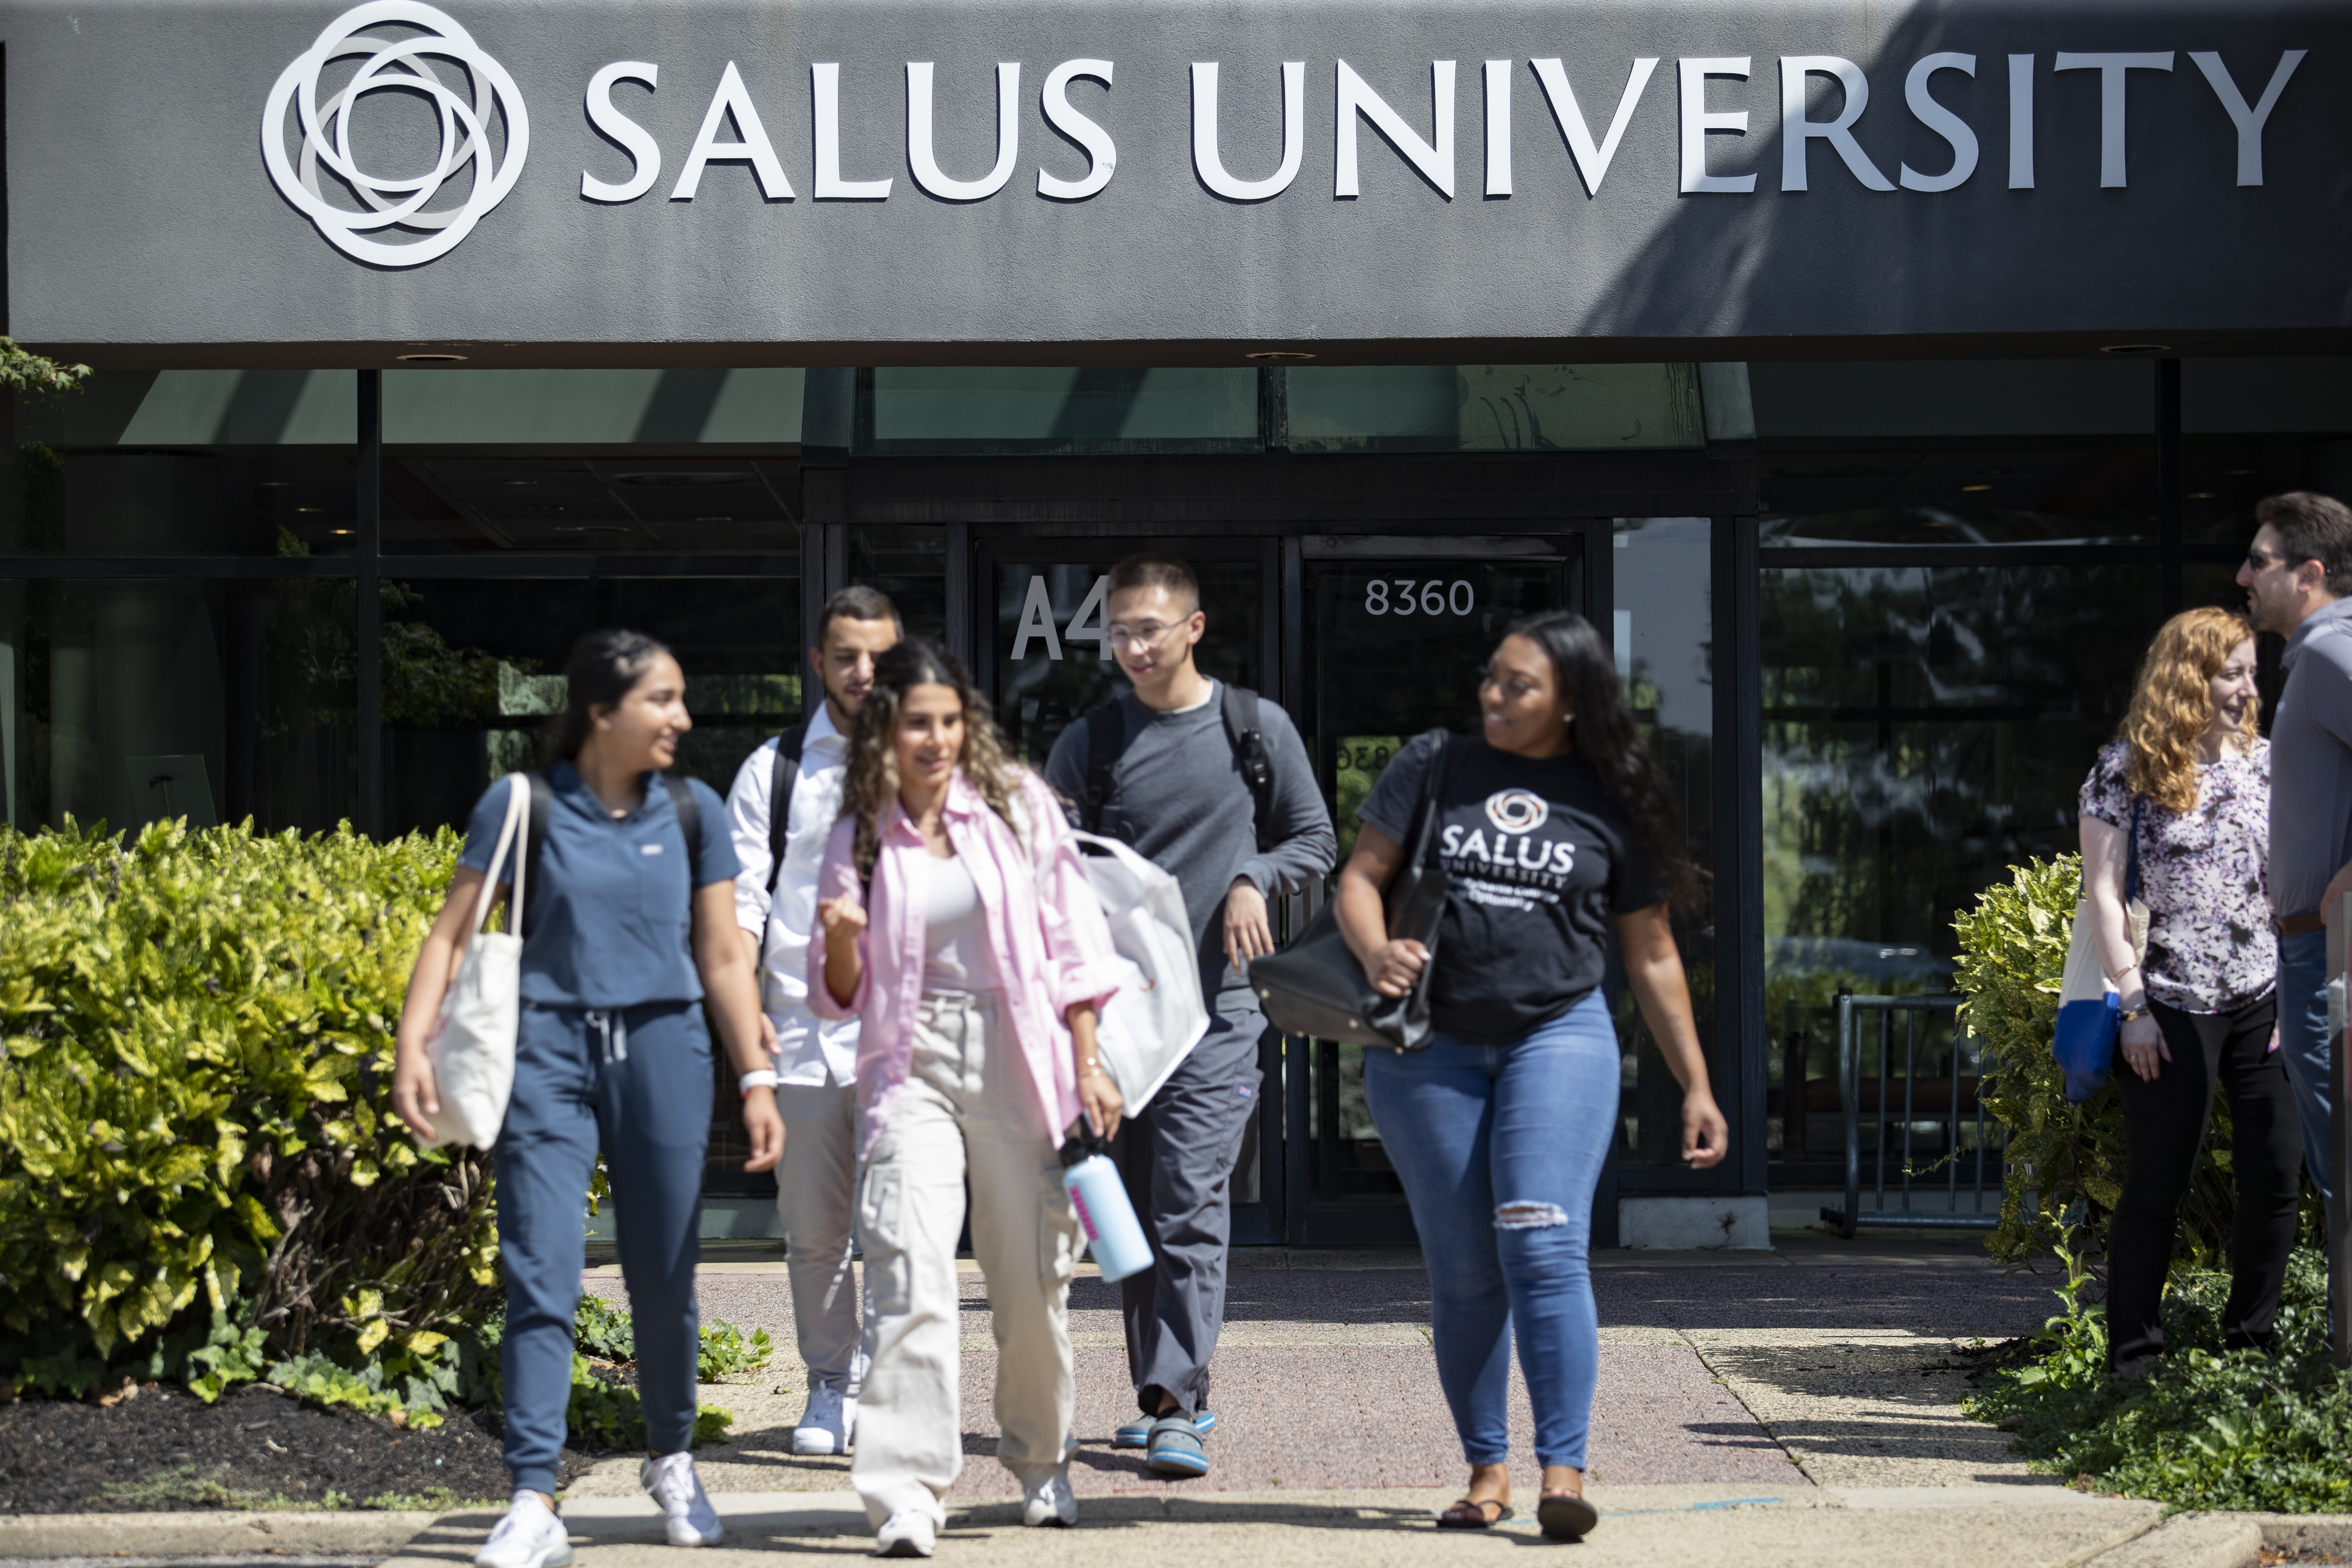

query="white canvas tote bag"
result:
[417,773,530,1150]
[1070,830,1208,1112]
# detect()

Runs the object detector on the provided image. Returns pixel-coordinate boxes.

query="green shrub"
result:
[1962,1240,2352,1512]
[0,818,498,1363]
[0,818,745,1451]
[1951,853,2244,1275]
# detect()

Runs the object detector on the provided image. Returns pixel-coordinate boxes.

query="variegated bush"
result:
[0,818,497,1367]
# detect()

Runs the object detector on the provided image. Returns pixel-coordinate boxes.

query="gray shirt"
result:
[2269,596,2352,917]
[1045,681,1337,1002]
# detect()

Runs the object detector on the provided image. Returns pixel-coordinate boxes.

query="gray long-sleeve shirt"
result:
[2271,596,2352,917]
[1044,681,1337,1003]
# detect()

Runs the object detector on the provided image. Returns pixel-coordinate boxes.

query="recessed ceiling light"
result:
[2188,492,2217,499]
[395,352,468,363]
[330,528,353,536]
[1243,350,1317,362]
[499,479,537,487]
[1960,484,1994,492]
[295,505,323,512]
[2098,343,2172,356]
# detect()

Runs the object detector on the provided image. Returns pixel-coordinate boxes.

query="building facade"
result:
[6,0,2348,1244]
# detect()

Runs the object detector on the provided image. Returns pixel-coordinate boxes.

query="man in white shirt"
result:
[726,585,900,1456]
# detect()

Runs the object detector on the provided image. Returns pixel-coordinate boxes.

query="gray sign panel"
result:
[6,0,2346,364]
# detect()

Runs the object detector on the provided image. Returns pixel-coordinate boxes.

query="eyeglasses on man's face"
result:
[2244,547,2309,573]
[1106,620,1187,649]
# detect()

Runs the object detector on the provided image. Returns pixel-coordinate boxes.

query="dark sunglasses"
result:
[2245,547,2312,572]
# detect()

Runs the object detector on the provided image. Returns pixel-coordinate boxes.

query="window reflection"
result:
[1759,563,2164,1176]
[1611,519,1715,1167]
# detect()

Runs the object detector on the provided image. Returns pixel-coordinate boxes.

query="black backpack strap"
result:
[1081,698,1126,836]
[661,773,703,889]
[1222,684,1277,855]
[523,770,553,939]
[763,722,808,897]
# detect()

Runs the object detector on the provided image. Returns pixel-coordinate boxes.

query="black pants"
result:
[2107,991,2302,1375]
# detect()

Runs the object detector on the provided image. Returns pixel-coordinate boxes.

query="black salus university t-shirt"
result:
[1357,730,1665,1046]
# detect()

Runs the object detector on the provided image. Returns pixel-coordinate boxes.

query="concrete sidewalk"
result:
[6,1234,2343,1567]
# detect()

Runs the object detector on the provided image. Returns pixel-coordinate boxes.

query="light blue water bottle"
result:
[1060,1131,1154,1282]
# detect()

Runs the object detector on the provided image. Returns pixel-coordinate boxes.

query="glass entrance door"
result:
[974,535,1285,1243]
[1287,535,1584,1246]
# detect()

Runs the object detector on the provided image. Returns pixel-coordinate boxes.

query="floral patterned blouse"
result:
[2077,739,2274,1014]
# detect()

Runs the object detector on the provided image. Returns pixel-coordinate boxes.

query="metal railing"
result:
[1819,993,2003,1238]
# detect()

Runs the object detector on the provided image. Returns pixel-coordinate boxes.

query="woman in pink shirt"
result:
[810,639,1124,1558]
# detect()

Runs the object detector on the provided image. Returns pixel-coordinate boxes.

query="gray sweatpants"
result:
[1112,1000,1265,1418]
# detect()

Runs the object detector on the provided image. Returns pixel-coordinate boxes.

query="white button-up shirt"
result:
[726,701,858,1086]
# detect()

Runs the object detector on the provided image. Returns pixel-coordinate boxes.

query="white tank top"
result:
[916,852,1000,995]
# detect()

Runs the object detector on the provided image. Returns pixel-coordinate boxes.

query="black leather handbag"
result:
[1248,732,1456,1052]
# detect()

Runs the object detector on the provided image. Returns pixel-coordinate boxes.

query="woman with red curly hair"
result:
[2079,606,2303,1378]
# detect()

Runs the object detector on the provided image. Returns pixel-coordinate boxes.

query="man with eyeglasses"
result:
[1044,551,1335,1480]
[2237,491,2352,1247]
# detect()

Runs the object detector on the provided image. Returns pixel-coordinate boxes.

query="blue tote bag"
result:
[2052,799,2147,1103]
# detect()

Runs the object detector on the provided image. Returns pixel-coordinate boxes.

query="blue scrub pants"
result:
[1362,993,1619,1471]
[496,1000,714,1496]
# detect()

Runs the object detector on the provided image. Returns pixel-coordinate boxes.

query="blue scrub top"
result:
[459,762,740,1010]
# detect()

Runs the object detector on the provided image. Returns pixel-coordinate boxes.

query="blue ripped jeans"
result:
[1362,993,1619,1470]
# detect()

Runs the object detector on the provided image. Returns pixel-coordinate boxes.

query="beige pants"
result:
[772,1078,865,1393]
[850,994,1082,1527]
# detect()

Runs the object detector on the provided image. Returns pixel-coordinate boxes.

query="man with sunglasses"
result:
[1044,551,1335,1480]
[2237,491,2352,1243]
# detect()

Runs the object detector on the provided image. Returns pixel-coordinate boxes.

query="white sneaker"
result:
[640,1452,724,1547]
[474,1493,573,1568]
[793,1381,854,1456]
[1020,1472,1077,1528]
[874,1510,937,1558]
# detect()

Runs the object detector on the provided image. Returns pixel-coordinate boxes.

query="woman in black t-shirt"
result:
[1336,609,1727,1543]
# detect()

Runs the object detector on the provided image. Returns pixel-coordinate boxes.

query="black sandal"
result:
[1537,1491,1599,1540]
[1437,1498,1513,1529]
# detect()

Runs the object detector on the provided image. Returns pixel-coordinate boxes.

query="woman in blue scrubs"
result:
[393,629,783,1568]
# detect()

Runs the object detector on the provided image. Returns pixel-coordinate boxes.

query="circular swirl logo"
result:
[1484,789,1550,836]
[261,1,530,268]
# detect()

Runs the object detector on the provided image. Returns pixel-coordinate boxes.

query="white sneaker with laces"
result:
[793,1380,853,1456]
[474,1493,573,1568]
[1020,1472,1077,1528]
[640,1452,724,1547]
[873,1510,937,1558]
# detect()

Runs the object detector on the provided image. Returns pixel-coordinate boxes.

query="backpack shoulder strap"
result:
[1222,683,1277,855]
[764,722,808,897]
[523,770,553,938]
[1081,698,1127,836]
[661,773,703,890]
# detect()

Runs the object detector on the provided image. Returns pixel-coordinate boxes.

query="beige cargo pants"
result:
[850,993,1083,1528]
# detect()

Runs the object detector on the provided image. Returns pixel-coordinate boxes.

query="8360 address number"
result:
[1366,579,1476,616]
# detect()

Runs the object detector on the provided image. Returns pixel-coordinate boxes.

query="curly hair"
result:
[2119,606,2260,813]
[840,640,1024,886]
[1501,610,1705,915]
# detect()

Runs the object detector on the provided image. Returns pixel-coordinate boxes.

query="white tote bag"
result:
[1071,830,1209,1113]
[417,773,530,1150]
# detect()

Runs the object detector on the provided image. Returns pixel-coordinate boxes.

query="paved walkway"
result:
[9,1234,2339,1567]
[579,1231,2059,1503]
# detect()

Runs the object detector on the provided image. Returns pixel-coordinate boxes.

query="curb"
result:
[2079,1513,2262,1568]
[0,1510,480,1559]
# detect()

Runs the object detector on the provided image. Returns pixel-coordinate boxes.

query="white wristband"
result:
[738,1069,778,1097]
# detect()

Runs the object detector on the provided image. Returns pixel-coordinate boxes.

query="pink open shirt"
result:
[808,767,1123,1158]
